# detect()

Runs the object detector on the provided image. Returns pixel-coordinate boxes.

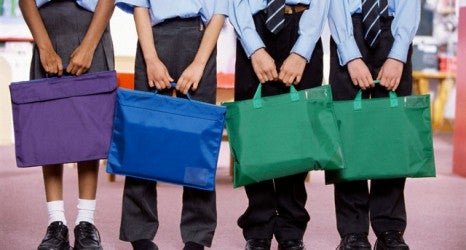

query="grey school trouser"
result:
[119,17,217,247]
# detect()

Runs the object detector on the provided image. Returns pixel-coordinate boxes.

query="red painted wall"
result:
[453,7,466,176]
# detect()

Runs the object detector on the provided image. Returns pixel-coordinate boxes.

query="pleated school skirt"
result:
[30,0,114,79]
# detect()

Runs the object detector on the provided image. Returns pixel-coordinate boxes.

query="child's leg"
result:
[43,164,67,225]
[43,164,64,201]
[39,165,70,250]
[119,177,159,242]
[77,160,99,200]
[74,160,102,249]
[181,187,216,247]
[76,160,99,225]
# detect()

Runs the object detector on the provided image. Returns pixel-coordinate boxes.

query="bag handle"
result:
[45,64,70,79]
[252,84,299,109]
[45,64,92,81]
[153,82,192,100]
[353,80,398,110]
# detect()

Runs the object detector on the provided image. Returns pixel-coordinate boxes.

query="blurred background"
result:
[1,1,466,249]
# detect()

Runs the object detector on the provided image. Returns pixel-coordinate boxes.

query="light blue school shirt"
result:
[328,0,421,66]
[229,0,330,62]
[35,0,98,12]
[115,0,228,26]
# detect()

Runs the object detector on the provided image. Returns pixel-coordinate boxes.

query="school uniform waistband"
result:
[263,4,309,15]
[153,17,203,28]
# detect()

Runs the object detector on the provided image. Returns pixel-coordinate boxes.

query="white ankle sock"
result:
[76,199,96,225]
[47,200,67,226]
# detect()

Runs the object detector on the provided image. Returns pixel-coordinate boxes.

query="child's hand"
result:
[279,53,306,86]
[347,58,374,90]
[146,58,173,90]
[251,48,278,83]
[67,44,94,76]
[39,47,63,76]
[177,62,205,94]
[377,58,403,91]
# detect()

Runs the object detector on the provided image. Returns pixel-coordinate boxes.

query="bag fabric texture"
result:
[106,88,226,191]
[325,89,436,183]
[10,70,117,167]
[224,84,343,188]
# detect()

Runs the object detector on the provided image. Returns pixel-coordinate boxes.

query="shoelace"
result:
[77,224,98,241]
[249,239,270,248]
[45,223,66,241]
[336,233,370,250]
[383,231,404,244]
[347,233,367,243]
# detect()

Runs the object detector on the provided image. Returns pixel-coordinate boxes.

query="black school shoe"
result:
[37,221,71,250]
[131,239,158,250]
[183,241,204,250]
[74,222,102,250]
[245,239,271,250]
[374,231,409,250]
[278,239,305,250]
[337,233,371,250]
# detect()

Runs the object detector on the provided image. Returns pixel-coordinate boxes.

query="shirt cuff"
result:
[291,37,314,62]
[241,30,266,58]
[336,38,362,66]
[388,39,409,63]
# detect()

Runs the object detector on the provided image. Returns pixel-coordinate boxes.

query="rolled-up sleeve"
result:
[35,0,50,8]
[76,0,97,12]
[115,0,150,14]
[214,0,229,16]
[38,0,97,12]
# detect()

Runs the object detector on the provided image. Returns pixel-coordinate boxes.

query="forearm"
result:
[80,0,115,52]
[18,0,53,51]
[192,15,225,66]
[134,7,159,64]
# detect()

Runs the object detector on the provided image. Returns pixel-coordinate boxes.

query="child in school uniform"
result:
[19,0,115,249]
[328,0,420,249]
[114,1,227,249]
[228,0,329,249]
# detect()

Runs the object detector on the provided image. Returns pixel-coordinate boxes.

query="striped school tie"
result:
[362,0,388,47]
[266,0,286,34]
